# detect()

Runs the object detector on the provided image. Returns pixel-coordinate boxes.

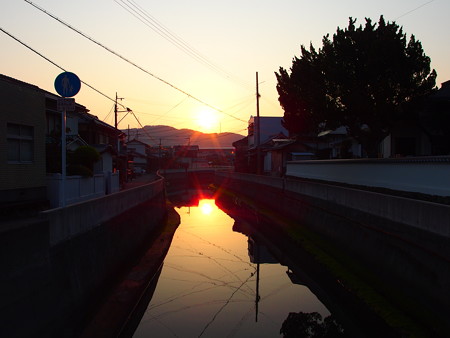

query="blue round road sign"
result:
[54,72,81,97]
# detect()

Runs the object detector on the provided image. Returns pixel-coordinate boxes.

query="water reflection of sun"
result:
[198,199,217,215]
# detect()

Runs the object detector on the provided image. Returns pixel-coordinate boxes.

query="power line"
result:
[24,0,248,124]
[129,110,159,146]
[115,0,253,90]
[0,26,127,111]
[1,28,246,143]
[395,0,436,20]
[148,96,189,125]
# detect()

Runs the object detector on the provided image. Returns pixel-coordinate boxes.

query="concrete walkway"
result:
[121,173,159,190]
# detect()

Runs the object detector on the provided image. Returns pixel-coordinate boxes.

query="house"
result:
[246,116,290,173]
[261,134,315,176]
[197,147,234,167]
[232,136,249,173]
[325,81,450,158]
[92,144,116,174]
[45,90,122,173]
[247,116,289,149]
[379,80,450,157]
[0,74,47,212]
[380,124,432,158]
[1,73,121,210]
[126,138,151,174]
[425,80,450,155]
[173,145,199,169]
[318,127,362,159]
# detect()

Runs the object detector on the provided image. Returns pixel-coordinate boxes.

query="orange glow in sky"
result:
[196,108,219,133]
[1,1,449,135]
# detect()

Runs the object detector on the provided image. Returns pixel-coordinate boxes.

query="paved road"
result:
[121,173,159,190]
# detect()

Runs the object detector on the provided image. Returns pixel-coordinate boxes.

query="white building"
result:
[247,116,288,149]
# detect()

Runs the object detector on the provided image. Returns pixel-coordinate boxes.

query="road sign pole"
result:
[54,71,81,208]
[60,109,66,208]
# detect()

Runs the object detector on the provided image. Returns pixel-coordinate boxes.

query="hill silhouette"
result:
[123,125,245,148]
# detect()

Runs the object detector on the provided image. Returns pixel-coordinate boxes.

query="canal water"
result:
[132,192,341,337]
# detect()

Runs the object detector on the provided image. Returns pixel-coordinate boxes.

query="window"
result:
[7,123,34,163]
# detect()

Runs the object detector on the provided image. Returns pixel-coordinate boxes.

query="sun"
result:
[196,108,219,133]
[198,199,216,215]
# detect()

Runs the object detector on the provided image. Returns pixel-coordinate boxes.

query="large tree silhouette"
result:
[276,16,436,157]
[280,311,345,337]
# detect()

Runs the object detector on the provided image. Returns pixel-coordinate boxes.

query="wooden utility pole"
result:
[158,138,162,170]
[256,72,261,175]
[115,92,118,130]
[114,92,127,130]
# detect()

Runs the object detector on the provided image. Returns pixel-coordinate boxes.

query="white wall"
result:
[286,157,450,197]
[47,172,120,208]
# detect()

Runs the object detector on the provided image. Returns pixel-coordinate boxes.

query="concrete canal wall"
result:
[161,168,217,195]
[216,172,450,239]
[214,172,450,322]
[43,178,165,246]
[1,177,167,337]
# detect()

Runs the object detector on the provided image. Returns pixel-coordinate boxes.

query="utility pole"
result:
[256,72,261,175]
[114,92,124,153]
[114,92,128,130]
[114,92,119,130]
[158,138,162,171]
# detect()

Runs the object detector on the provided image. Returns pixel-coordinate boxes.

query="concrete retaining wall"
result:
[214,172,450,323]
[42,178,164,246]
[218,172,450,239]
[161,169,216,195]
[1,178,167,337]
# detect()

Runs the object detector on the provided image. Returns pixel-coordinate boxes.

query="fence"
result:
[43,176,164,246]
[46,171,120,208]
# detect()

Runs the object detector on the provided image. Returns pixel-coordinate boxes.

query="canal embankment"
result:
[80,204,181,338]
[0,174,167,337]
[214,193,397,337]
[214,171,450,336]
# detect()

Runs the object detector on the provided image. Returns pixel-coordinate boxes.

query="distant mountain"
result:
[122,125,245,148]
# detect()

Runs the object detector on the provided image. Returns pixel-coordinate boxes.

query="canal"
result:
[132,191,345,337]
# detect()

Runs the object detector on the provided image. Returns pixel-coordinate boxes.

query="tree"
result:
[67,145,100,176]
[276,16,437,157]
[280,312,345,337]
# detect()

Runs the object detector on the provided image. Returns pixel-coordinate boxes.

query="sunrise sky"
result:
[1,0,448,135]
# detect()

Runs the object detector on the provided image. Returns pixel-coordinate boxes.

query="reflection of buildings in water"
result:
[231,219,252,236]
[232,220,279,264]
[247,237,278,264]
[286,268,306,286]
[233,219,307,296]
[232,220,280,322]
